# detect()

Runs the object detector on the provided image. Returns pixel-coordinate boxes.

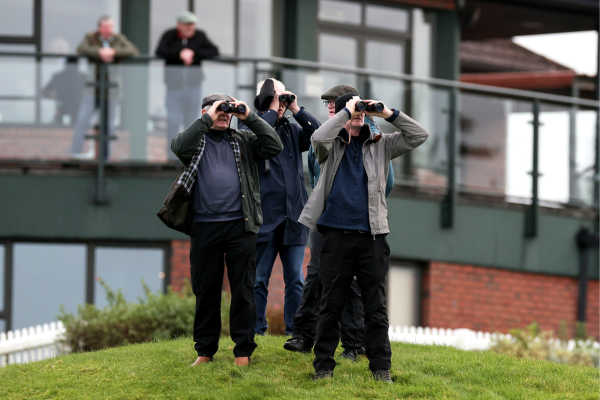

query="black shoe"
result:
[338,349,358,361]
[313,370,333,381]
[283,337,312,353]
[372,369,393,383]
[357,346,366,356]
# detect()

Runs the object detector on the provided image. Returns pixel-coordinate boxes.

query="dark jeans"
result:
[254,224,305,335]
[313,229,391,372]
[189,219,257,358]
[292,231,365,350]
[166,85,201,160]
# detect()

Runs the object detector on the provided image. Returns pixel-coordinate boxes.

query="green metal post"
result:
[95,63,109,205]
[441,86,457,228]
[525,98,540,238]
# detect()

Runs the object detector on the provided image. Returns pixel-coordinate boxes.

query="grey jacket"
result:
[298,110,429,235]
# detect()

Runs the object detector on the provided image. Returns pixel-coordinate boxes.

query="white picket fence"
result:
[0,321,65,367]
[388,325,600,352]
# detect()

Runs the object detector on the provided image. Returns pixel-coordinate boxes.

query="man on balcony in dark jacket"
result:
[156,11,219,161]
[243,78,321,336]
[299,94,429,382]
[171,93,283,367]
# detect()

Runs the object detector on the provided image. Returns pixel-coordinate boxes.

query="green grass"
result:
[1,336,598,399]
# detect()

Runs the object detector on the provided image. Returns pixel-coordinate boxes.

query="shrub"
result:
[58,279,231,352]
[490,322,599,368]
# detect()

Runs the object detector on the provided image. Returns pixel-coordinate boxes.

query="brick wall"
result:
[170,240,309,307]
[422,262,600,339]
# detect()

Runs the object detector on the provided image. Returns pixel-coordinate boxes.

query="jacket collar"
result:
[336,123,382,145]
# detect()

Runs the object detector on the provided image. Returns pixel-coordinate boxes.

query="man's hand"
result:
[364,100,394,119]
[180,48,194,66]
[229,97,250,120]
[282,91,300,114]
[345,96,360,115]
[268,92,280,112]
[98,47,116,63]
[207,100,225,122]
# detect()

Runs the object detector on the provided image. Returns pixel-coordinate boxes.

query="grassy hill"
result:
[1,335,598,399]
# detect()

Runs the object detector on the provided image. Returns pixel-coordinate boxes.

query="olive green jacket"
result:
[166,112,283,234]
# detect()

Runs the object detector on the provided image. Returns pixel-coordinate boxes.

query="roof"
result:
[460,38,573,73]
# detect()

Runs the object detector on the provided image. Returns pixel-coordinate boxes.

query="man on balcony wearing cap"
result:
[156,11,219,161]
[171,93,283,367]
[298,93,429,382]
[243,78,321,337]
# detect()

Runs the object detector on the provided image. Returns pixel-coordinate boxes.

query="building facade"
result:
[0,0,598,338]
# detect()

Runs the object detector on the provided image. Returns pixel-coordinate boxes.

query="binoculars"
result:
[356,101,384,113]
[278,94,296,103]
[218,101,246,114]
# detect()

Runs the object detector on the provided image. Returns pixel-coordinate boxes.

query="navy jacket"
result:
[241,108,321,245]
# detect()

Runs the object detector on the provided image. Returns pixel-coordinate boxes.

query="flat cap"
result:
[177,11,198,24]
[321,84,360,100]
[201,93,232,108]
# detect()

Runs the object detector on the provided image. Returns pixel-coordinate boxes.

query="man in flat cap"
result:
[171,93,283,367]
[285,85,395,360]
[299,92,429,382]
[157,11,219,161]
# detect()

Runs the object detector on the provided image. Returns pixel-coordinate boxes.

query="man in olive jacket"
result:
[72,15,139,159]
[171,93,283,367]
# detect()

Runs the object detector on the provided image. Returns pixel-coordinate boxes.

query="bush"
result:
[58,279,231,352]
[490,322,599,368]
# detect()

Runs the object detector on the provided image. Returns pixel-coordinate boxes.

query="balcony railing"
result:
[0,52,598,231]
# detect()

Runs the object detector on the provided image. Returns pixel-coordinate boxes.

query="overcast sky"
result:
[512,30,598,76]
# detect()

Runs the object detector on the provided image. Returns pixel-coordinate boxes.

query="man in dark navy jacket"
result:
[155,11,219,160]
[246,78,321,335]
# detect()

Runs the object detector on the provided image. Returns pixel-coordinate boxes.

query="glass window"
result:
[238,0,272,57]
[365,4,409,32]
[0,0,34,36]
[365,40,404,73]
[0,245,4,311]
[42,0,121,53]
[12,243,86,330]
[94,247,164,308]
[0,319,5,333]
[319,33,357,67]
[318,0,361,25]
[150,0,188,54]
[196,0,235,56]
[387,264,420,327]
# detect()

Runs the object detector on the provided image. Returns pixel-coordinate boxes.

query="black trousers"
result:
[189,219,258,358]
[313,229,391,372]
[292,231,365,350]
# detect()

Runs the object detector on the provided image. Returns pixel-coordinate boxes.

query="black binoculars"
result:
[218,101,246,114]
[278,94,296,103]
[356,101,384,113]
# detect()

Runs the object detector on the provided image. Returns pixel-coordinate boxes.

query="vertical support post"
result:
[568,83,579,204]
[86,244,95,304]
[4,242,12,332]
[441,86,457,228]
[576,229,590,322]
[95,62,109,205]
[525,98,540,238]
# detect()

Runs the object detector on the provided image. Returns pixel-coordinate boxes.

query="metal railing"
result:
[0,52,598,233]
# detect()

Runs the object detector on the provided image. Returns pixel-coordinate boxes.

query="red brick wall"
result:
[422,262,600,339]
[170,240,310,307]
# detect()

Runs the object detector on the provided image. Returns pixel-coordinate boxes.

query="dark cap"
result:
[321,84,360,100]
[202,93,232,109]
[335,93,361,114]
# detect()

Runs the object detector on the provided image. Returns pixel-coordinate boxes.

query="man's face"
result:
[350,111,365,128]
[324,98,336,119]
[177,22,197,39]
[98,20,114,39]
[202,106,231,130]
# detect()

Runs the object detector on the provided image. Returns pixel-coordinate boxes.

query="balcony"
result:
[0,52,598,227]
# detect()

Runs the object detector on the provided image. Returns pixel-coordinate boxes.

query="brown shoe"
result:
[190,356,213,366]
[234,356,250,366]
